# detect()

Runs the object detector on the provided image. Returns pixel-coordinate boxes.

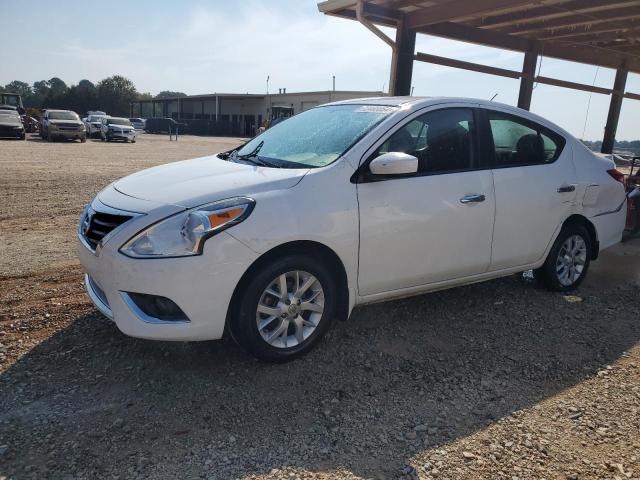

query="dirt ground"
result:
[1,133,639,480]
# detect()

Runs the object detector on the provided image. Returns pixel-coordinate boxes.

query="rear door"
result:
[357,106,496,296]
[482,108,576,270]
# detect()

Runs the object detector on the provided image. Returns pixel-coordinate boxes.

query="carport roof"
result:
[318,0,640,74]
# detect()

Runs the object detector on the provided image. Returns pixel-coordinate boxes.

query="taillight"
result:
[607,169,627,189]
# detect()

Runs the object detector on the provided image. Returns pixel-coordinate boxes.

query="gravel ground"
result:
[1,134,639,480]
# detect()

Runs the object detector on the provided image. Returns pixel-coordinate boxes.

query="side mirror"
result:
[369,152,418,176]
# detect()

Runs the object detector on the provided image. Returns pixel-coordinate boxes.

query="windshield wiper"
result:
[235,141,280,168]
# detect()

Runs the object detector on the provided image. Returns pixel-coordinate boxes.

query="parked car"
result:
[144,117,184,134]
[78,97,627,362]
[100,117,136,142]
[40,109,86,142]
[129,118,146,130]
[0,109,26,139]
[85,114,107,138]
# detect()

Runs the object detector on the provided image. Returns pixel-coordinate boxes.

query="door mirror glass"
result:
[369,152,418,176]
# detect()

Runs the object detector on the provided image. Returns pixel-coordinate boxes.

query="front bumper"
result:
[108,130,136,141]
[0,126,24,138]
[51,129,85,139]
[78,194,258,341]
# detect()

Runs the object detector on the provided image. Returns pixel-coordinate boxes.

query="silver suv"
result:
[41,110,86,142]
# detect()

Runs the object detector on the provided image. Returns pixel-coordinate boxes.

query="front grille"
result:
[83,210,132,250]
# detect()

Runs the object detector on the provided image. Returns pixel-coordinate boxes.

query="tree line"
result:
[582,139,640,156]
[0,76,186,117]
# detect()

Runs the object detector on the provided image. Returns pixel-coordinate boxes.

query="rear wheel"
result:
[536,224,592,292]
[230,254,337,362]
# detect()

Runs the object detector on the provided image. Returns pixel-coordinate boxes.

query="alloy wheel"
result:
[555,234,587,287]
[256,270,324,348]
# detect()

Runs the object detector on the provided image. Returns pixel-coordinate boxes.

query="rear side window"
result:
[486,111,565,167]
[377,108,476,174]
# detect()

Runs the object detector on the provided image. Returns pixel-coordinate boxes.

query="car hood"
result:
[109,124,134,130]
[49,119,82,125]
[113,155,309,208]
[0,117,22,126]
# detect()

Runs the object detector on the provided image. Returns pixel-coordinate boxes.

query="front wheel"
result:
[229,254,337,362]
[536,224,592,292]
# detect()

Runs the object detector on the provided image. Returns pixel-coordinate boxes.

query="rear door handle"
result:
[557,184,576,193]
[460,194,486,204]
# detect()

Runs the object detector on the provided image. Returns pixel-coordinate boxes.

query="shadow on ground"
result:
[1,242,639,479]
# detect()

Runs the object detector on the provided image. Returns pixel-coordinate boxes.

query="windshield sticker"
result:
[354,105,397,114]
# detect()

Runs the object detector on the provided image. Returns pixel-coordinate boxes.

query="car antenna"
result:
[490,93,498,101]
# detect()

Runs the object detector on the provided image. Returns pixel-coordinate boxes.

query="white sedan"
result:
[78,97,627,361]
[100,117,136,143]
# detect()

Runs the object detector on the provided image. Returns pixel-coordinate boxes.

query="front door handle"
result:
[460,194,486,204]
[557,184,576,193]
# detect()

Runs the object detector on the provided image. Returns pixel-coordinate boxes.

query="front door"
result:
[357,107,496,297]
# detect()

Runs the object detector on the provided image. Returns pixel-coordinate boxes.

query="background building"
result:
[131,90,383,136]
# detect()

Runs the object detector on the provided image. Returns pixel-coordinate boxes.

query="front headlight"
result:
[120,197,255,258]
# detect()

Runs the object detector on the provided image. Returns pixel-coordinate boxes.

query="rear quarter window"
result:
[486,110,566,167]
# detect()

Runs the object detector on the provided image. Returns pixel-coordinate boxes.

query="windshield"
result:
[108,118,132,126]
[89,115,105,122]
[49,111,79,121]
[235,104,396,168]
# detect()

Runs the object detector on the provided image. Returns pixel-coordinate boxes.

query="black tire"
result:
[229,254,337,362]
[80,136,86,143]
[47,132,53,142]
[536,223,592,292]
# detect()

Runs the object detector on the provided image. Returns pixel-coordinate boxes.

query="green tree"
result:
[71,79,98,114]
[4,80,31,97]
[42,77,69,109]
[155,90,187,99]
[27,80,51,108]
[97,75,138,116]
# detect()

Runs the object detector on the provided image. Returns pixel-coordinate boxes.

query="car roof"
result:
[325,96,572,139]
[46,109,76,113]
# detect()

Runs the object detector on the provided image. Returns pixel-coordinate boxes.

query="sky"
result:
[2,0,638,141]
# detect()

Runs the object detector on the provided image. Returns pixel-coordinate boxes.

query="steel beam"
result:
[390,20,416,96]
[517,50,538,110]
[602,65,628,154]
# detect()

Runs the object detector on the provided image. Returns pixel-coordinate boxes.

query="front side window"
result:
[376,108,476,174]
[487,111,565,167]
[235,104,396,168]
